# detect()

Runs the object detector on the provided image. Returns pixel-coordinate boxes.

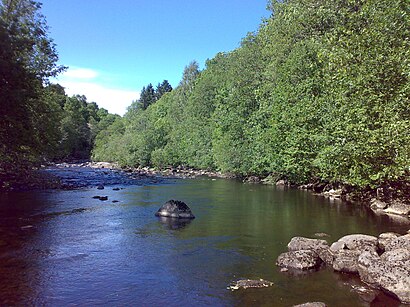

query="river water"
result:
[0,167,408,306]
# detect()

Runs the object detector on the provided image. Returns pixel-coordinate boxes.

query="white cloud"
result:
[54,67,139,115]
[63,67,99,80]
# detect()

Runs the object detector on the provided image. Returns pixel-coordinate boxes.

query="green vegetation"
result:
[0,0,118,189]
[1,0,408,191]
[93,0,409,189]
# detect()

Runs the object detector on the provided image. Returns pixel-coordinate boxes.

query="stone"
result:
[228,279,274,291]
[293,303,327,307]
[380,248,410,262]
[337,234,378,252]
[287,237,329,252]
[370,198,388,210]
[323,189,342,198]
[287,237,332,265]
[332,250,361,273]
[383,201,410,216]
[329,241,346,253]
[313,233,330,238]
[276,250,322,270]
[384,234,410,252]
[155,200,195,219]
[358,251,410,304]
[377,232,401,252]
[97,184,104,190]
[98,196,108,201]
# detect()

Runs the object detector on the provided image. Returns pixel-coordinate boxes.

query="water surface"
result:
[0,169,408,306]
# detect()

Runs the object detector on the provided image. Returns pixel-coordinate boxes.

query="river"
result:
[0,166,408,306]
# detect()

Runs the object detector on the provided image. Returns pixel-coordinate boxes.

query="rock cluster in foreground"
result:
[276,233,410,304]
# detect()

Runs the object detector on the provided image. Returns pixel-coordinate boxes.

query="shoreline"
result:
[84,161,410,220]
[2,161,409,220]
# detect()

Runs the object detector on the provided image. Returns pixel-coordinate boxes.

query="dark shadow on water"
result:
[156,216,193,230]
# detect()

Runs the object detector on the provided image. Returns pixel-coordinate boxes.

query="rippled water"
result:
[0,168,408,306]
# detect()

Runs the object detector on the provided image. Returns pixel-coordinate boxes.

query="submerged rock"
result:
[293,303,327,307]
[155,200,195,219]
[228,279,274,291]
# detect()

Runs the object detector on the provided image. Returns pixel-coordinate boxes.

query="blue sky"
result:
[42,1,270,115]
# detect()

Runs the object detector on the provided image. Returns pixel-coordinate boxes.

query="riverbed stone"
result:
[276,250,322,270]
[287,237,329,252]
[358,251,410,304]
[337,234,378,252]
[332,250,361,273]
[377,232,401,252]
[155,200,195,219]
[384,234,410,252]
[383,201,410,216]
[370,198,388,210]
[287,237,333,264]
[228,279,274,290]
[380,248,410,262]
[293,303,327,307]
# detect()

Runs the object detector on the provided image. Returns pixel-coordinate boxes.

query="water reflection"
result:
[157,216,193,230]
[0,177,409,306]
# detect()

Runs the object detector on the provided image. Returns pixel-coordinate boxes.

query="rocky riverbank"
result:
[84,162,410,220]
[276,232,410,304]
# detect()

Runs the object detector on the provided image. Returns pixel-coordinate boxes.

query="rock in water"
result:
[155,200,195,219]
[228,279,274,291]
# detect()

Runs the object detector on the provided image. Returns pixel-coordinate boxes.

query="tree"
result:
[155,80,172,100]
[0,0,65,187]
[139,83,156,110]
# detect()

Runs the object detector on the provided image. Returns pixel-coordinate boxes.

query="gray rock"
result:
[287,237,332,265]
[228,279,274,291]
[384,201,410,216]
[155,200,195,219]
[332,250,361,273]
[370,198,388,210]
[329,241,346,253]
[380,248,410,262]
[384,234,410,252]
[338,234,378,252]
[276,250,322,270]
[293,303,327,307]
[97,184,104,190]
[323,189,342,198]
[378,232,401,252]
[358,251,410,304]
[287,237,329,252]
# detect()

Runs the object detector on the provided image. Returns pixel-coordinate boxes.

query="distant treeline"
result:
[93,0,409,188]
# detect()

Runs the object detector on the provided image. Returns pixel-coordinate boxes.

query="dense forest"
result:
[93,0,409,189]
[0,0,118,189]
[1,0,409,192]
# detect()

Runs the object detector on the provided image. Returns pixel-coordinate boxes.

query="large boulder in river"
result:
[337,234,378,252]
[287,236,332,265]
[383,233,410,252]
[276,250,322,270]
[358,251,410,304]
[332,250,361,273]
[287,237,329,252]
[155,200,195,219]
[377,232,401,252]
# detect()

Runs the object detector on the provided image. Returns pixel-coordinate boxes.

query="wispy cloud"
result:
[54,66,138,115]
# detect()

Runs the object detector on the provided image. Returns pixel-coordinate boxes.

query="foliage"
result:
[90,0,410,188]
